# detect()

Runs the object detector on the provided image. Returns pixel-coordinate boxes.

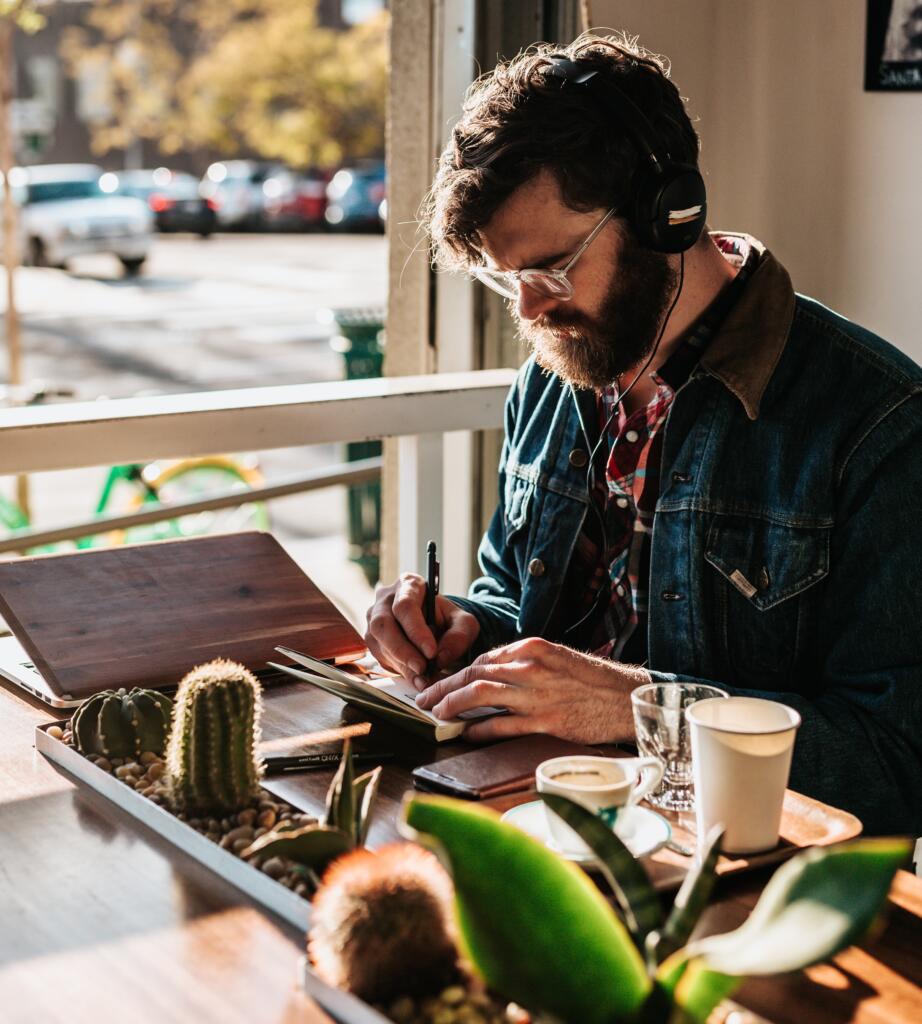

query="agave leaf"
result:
[402,794,651,1024]
[647,825,725,968]
[669,838,910,1024]
[539,792,663,947]
[324,738,355,841]
[241,824,353,869]
[354,766,383,846]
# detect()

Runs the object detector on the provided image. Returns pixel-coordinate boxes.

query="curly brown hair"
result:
[422,31,700,271]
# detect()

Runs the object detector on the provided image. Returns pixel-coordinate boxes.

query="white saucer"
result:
[501,800,671,863]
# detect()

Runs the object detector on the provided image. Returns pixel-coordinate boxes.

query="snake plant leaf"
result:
[669,837,911,1024]
[241,824,353,869]
[402,794,651,1024]
[539,792,663,947]
[355,766,383,846]
[647,825,725,968]
[324,738,355,841]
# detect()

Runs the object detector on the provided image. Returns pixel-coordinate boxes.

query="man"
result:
[365,34,922,834]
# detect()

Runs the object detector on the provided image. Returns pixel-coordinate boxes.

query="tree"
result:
[1,0,46,518]
[63,0,388,169]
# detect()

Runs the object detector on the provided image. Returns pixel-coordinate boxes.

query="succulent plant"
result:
[165,658,263,813]
[243,737,383,891]
[308,843,461,1004]
[402,793,911,1024]
[72,687,173,759]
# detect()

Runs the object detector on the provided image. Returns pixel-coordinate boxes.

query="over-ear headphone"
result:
[545,55,706,254]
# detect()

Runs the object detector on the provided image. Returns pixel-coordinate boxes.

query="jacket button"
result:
[672,471,692,483]
[568,448,588,468]
[661,590,685,602]
[528,558,546,577]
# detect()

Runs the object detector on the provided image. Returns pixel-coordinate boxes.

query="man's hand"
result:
[365,573,480,689]
[414,637,650,743]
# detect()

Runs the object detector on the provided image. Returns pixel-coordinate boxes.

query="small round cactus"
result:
[165,658,263,814]
[309,843,461,1004]
[72,687,173,759]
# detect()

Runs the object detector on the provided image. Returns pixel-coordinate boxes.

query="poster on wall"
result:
[866,0,922,90]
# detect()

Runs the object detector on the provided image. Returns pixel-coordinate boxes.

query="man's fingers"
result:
[432,679,526,721]
[417,658,512,710]
[392,576,436,660]
[463,713,537,743]
[436,609,479,667]
[366,608,428,679]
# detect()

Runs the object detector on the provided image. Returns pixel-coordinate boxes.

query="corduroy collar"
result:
[698,232,796,421]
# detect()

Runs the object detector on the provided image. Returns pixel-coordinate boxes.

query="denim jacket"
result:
[453,236,922,835]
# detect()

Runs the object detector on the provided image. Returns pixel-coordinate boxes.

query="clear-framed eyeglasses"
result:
[471,207,616,301]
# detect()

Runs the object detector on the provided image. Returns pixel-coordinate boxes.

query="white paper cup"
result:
[686,697,801,855]
[536,755,663,855]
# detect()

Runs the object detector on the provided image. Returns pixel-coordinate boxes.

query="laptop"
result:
[0,531,366,708]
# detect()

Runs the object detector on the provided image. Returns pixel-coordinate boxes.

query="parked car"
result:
[262,168,329,231]
[12,164,153,275]
[324,161,386,232]
[199,160,283,230]
[115,168,217,237]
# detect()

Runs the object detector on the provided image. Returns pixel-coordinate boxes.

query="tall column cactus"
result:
[165,659,264,813]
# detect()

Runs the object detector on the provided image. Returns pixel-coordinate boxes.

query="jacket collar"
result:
[698,233,796,420]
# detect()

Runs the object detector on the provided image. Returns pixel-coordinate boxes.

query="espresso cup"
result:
[686,696,802,855]
[535,755,663,856]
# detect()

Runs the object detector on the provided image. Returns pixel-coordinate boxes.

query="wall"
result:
[592,0,922,361]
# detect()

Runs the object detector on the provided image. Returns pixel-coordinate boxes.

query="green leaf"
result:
[241,824,352,870]
[354,765,382,846]
[402,794,651,1024]
[324,738,355,841]
[670,837,911,1024]
[539,792,663,947]
[648,826,725,968]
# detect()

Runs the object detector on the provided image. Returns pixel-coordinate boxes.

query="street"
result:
[1,232,388,625]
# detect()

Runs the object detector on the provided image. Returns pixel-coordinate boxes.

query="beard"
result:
[518,230,678,393]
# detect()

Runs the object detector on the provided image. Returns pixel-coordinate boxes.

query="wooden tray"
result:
[486,788,862,891]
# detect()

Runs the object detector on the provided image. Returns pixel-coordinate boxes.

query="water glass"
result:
[630,682,729,810]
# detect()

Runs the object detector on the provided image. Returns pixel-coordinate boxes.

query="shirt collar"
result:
[698,232,796,420]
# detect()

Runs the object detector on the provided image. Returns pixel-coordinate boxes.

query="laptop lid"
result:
[0,532,366,701]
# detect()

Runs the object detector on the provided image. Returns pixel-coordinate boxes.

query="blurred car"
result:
[11,163,153,275]
[324,161,386,232]
[116,168,217,237]
[262,168,329,231]
[199,160,284,230]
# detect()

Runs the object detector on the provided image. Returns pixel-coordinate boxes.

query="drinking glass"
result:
[630,682,729,810]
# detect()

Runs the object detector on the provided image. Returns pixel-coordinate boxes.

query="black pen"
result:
[425,539,440,675]
[263,752,395,775]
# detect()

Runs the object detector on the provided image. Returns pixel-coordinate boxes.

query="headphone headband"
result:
[544,54,706,254]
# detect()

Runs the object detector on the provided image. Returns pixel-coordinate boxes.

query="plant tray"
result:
[34,721,310,931]
[298,957,391,1024]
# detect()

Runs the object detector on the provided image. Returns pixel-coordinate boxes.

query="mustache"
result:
[534,309,593,331]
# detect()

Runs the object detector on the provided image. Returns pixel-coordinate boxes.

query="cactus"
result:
[165,659,263,813]
[72,687,173,759]
[308,843,461,1004]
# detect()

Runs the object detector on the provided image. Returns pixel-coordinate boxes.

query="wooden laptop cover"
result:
[0,532,366,699]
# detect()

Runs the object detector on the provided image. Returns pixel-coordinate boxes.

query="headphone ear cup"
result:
[635,165,707,254]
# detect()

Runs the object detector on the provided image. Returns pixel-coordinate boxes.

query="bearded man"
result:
[365,34,922,834]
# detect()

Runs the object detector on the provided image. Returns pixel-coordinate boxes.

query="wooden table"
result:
[2,675,921,1024]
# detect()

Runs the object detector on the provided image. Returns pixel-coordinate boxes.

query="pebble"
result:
[145,763,165,782]
[253,827,267,839]
[223,825,254,844]
[114,764,136,780]
[47,725,64,741]
[232,838,252,854]
[237,808,257,827]
[139,751,161,765]
[110,758,124,767]
[256,808,277,829]
[261,857,287,879]
[94,757,112,773]
[258,800,278,813]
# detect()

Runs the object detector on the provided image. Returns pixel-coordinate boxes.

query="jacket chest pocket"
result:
[503,473,535,544]
[705,514,830,688]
